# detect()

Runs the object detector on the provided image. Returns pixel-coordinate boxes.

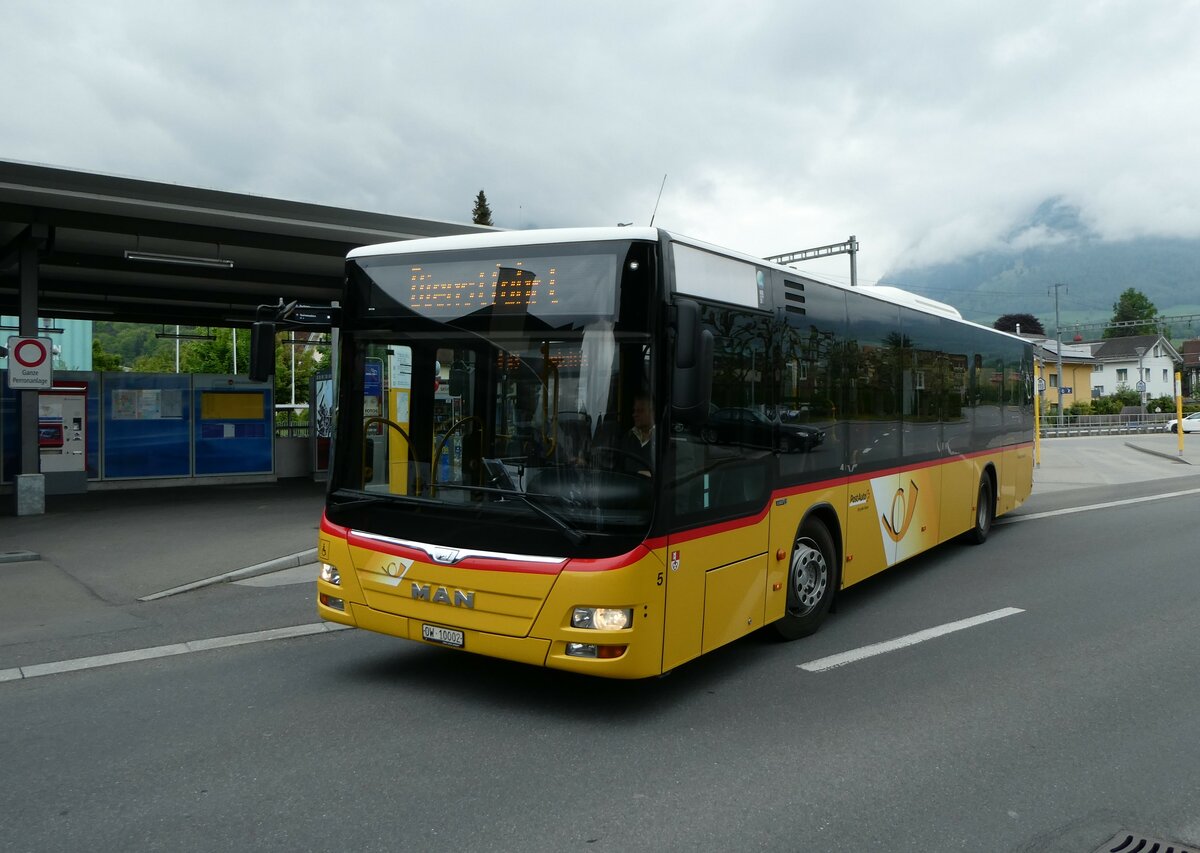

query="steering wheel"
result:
[590,445,652,476]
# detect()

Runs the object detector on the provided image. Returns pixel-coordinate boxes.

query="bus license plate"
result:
[421,624,464,648]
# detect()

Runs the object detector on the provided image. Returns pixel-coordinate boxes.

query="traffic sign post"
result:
[6,336,52,516]
[6,336,54,389]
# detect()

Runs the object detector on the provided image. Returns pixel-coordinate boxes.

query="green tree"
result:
[472,190,494,226]
[133,344,178,372]
[272,332,324,405]
[993,313,1045,335]
[180,328,247,375]
[1146,394,1175,413]
[91,338,124,371]
[1090,384,1142,414]
[1103,288,1158,338]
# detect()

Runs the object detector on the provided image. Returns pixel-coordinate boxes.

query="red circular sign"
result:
[12,338,48,368]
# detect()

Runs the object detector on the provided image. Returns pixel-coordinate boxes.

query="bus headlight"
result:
[320,563,341,586]
[571,607,633,631]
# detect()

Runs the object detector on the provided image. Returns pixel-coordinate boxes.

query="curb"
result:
[1124,442,1192,465]
[139,548,320,601]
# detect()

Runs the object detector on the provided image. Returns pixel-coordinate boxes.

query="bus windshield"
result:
[328,239,659,557]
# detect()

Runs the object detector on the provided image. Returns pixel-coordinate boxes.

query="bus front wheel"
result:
[771,518,837,641]
[966,473,994,545]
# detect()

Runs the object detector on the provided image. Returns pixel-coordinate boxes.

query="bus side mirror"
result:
[249,321,276,382]
[671,300,713,424]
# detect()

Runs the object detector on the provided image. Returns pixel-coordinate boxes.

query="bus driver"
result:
[622,391,655,477]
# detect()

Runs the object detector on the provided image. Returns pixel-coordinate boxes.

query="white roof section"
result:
[1029,338,1096,361]
[348,225,973,325]
[852,285,963,321]
[348,226,659,259]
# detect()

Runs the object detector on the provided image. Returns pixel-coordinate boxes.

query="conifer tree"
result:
[472,190,494,226]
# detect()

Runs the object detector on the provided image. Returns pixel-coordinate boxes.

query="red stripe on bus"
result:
[322,441,1033,575]
[563,545,656,573]
[321,514,348,538]
[665,503,771,544]
[328,520,647,576]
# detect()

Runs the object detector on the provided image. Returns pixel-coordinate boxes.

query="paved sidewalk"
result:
[1032,433,1196,493]
[0,479,327,603]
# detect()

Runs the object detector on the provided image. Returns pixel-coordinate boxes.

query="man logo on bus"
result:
[882,480,920,543]
[411,582,476,609]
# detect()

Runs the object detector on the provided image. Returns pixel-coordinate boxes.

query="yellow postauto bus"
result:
[310,227,1034,678]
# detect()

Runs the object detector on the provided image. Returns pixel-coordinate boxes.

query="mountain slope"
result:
[881,199,1200,334]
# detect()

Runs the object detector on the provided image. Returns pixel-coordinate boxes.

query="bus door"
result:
[662,302,773,671]
[663,433,773,671]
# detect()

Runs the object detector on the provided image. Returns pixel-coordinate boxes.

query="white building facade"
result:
[1088,334,1182,401]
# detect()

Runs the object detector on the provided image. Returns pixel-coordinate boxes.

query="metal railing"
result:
[275,408,310,439]
[1040,413,1174,438]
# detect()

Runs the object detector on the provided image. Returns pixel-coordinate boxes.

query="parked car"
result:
[701,407,824,452]
[1165,412,1200,433]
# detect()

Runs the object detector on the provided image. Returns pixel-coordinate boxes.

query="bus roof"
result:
[347,225,969,324]
[347,226,661,259]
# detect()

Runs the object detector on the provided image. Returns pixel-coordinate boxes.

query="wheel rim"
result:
[788,536,828,616]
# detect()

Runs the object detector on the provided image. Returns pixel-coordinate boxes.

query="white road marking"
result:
[999,486,1200,524]
[798,607,1025,672]
[0,622,351,683]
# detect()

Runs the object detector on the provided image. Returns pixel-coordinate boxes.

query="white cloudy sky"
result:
[3,0,1200,287]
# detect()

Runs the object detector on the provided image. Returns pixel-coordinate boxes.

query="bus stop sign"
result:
[6,336,54,389]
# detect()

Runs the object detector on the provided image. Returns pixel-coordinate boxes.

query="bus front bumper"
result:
[317,596,655,679]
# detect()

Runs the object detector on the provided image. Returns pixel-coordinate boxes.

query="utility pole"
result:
[1051,283,1067,425]
[765,236,860,287]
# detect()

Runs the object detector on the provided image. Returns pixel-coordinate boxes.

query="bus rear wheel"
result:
[966,473,994,545]
[771,518,837,641]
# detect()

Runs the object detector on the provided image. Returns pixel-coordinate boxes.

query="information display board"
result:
[193,376,273,475]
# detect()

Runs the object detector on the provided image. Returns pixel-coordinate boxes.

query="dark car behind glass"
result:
[701,407,824,452]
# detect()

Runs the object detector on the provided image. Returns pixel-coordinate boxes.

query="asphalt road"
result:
[3,446,1200,852]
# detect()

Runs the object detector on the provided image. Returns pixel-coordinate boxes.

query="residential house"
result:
[1181,339,1200,398]
[1026,336,1095,413]
[1086,334,1182,402]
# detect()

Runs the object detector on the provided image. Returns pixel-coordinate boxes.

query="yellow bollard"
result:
[1033,364,1042,467]
[1176,372,1185,458]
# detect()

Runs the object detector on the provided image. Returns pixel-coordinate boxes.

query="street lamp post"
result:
[1135,346,1147,411]
[1053,283,1065,428]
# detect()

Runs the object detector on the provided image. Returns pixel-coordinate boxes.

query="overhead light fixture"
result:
[125,250,234,269]
[54,308,115,317]
[0,324,64,334]
[155,330,216,341]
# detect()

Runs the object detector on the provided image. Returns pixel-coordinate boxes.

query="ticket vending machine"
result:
[39,384,88,493]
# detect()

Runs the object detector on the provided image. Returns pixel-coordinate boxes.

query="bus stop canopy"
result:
[0,159,491,327]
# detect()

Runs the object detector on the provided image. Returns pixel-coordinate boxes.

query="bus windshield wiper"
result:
[432,482,587,545]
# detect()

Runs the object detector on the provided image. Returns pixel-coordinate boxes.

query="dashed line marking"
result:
[798,607,1025,672]
[1000,486,1200,524]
